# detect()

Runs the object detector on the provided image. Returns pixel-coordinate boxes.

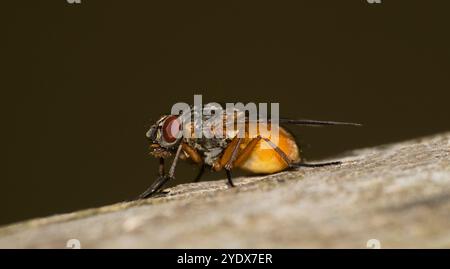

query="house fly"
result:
[137,106,360,199]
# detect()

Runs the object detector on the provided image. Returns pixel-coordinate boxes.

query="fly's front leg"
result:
[180,143,204,182]
[136,157,167,199]
[137,143,183,200]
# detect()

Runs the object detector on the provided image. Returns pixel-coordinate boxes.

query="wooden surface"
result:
[0,132,449,248]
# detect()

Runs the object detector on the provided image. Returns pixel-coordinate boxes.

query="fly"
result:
[136,106,360,199]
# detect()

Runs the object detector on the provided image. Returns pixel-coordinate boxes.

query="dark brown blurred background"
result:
[2,0,449,226]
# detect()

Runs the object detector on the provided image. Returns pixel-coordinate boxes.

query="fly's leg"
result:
[181,143,203,164]
[260,137,342,168]
[137,143,183,199]
[233,136,262,166]
[158,157,164,177]
[217,135,324,188]
[224,138,242,170]
[223,138,243,187]
[260,137,292,165]
[136,174,170,200]
[225,169,234,187]
[213,137,243,187]
[213,135,342,193]
[180,143,205,182]
[194,165,205,182]
[289,161,342,168]
[216,136,261,187]
[136,157,166,199]
[167,143,183,178]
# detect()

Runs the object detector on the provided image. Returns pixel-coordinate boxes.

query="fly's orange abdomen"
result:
[235,126,301,174]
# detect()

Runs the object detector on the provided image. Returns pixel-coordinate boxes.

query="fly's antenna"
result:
[277,118,362,127]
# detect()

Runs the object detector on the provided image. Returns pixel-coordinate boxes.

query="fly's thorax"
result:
[185,136,230,166]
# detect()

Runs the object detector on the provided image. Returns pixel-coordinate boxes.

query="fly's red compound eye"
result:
[162,115,181,143]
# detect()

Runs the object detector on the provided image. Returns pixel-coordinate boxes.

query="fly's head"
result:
[146,115,182,158]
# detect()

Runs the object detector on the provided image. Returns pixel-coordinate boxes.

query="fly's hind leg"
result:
[215,134,338,189]
[213,135,343,193]
[259,137,342,169]
[289,161,342,168]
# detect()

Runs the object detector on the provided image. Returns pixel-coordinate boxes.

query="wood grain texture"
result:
[1,132,449,248]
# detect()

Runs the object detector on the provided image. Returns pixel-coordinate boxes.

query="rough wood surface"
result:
[1,133,449,248]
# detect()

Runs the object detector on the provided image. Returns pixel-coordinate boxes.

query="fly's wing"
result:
[241,117,361,127]
[223,107,361,127]
[207,107,361,139]
[276,118,361,127]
